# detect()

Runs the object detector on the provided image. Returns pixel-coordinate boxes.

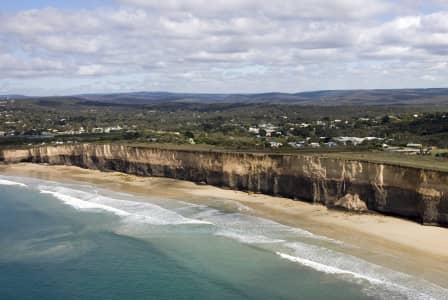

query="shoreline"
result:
[1,163,448,287]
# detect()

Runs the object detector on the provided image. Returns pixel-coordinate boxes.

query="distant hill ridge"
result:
[2,88,448,105]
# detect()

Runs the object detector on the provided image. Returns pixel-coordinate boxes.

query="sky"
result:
[0,0,448,95]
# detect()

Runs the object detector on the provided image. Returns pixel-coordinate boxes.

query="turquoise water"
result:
[0,176,446,300]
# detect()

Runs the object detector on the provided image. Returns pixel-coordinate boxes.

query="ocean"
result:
[0,175,447,300]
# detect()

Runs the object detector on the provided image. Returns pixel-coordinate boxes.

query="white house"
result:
[92,128,104,134]
[406,143,423,148]
[248,127,260,134]
[269,141,283,148]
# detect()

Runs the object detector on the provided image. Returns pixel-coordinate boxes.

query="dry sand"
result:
[1,163,448,286]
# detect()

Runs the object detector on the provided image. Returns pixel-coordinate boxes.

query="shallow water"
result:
[0,175,447,300]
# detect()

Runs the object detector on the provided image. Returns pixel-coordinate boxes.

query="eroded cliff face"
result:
[1,144,447,226]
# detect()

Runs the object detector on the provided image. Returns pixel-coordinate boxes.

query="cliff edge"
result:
[1,144,447,227]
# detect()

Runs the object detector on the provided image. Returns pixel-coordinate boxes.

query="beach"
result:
[1,163,448,288]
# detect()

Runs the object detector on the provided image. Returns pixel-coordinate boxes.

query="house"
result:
[105,125,123,133]
[40,131,52,136]
[269,141,283,148]
[324,141,337,147]
[92,128,104,134]
[406,143,423,148]
[259,123,278,136]
[334,136,382,146]
[248,127,260,134]
[61,130,76,135]
[334,136,364,145]
[288,142,304,149]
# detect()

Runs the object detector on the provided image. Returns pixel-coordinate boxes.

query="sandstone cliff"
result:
[1,144,447,227]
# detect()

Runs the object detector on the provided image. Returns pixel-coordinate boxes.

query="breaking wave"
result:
[39,186,212,225]
[0,178,27,187]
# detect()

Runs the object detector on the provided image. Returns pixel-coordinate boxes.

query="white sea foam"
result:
[276,252,384,283]
[216,230,285,244]
[40,190,131,217]
[196,208,340,246]
[0,179,27,187]
[39,186,212,225]
[276,242,448,300]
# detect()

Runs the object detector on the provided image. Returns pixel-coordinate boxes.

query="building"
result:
[334,136,382,146]
[288,142,304,149]
[324,141,337,147]
[105,125,123,133]
[92,128,104,134]
[406,143,423,148]
[248,127,260,134]
[269,141,283,148]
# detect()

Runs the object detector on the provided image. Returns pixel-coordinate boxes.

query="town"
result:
[0,97,447,157]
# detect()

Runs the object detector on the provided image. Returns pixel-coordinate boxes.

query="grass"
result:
[321,152,448,172]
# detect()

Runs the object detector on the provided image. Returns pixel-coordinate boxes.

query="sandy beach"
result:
[1,163,448,287]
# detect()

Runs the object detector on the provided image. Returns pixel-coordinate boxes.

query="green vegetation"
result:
[1,97,448,168]
[322,152,448,172]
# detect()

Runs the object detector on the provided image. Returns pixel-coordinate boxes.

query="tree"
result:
[381,115,390,124]
[184,131,194,139]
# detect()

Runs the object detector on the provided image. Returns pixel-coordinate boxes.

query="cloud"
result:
[120,0,393,20]
[0,1,447,95]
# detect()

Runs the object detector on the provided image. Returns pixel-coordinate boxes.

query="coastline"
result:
[1,163,448,287]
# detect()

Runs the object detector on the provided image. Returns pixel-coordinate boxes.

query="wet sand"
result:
[1,163,448,287]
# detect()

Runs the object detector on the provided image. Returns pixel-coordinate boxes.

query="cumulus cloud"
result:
[0,0,447,95]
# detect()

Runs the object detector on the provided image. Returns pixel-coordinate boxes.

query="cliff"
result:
[1,144,447,227]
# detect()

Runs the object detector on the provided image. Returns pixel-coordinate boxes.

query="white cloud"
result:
[77,64,106,76]
[0,1,447,95]
[120,0,393,20]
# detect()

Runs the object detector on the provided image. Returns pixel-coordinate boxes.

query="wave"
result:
[0,179,27,187]
[276,252,383,283]
[39,186,212,225]
[276,243,448,300]
[191,208,341,246]
[216,230,285,244]
[40,190,130,217]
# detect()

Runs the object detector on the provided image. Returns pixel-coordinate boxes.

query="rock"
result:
[334,193,368,212]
